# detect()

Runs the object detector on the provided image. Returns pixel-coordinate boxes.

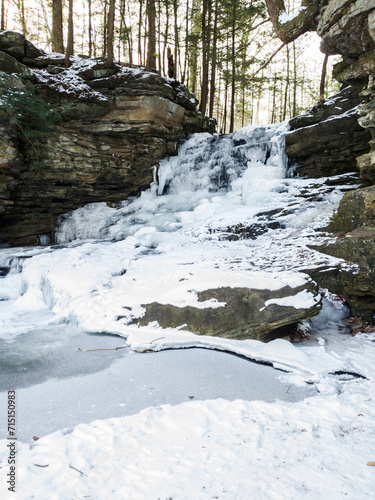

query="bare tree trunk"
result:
[271,74,277,123]
[222,76,228,134]
[18,0,28,36]
[107,0,116,65]
[167,46,174,78]
[146,0,156,71]
[1,0,5,31]
[208,0,218,118]
[38,0,52,45]
[292,40,297,116]
[88,0,93,58]
[173,0,179,79]
[157,0,162,73]
[163,0,170,76]
[318,54,329,103]
[119,0,133,64]
[181,0,189,84]
[52,0,64,52]
[229,3,236,133]
[221,34,230,133]
[282,43,290,121]
[65,0,74,67]
[199,0,211,115]
[138,0,143,65]
[188,0,199,94]
[127,1,134,64]
[103,0,108,56]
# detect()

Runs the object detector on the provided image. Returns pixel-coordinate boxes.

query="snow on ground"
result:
[1,377,375,499]
[0,126,374,498]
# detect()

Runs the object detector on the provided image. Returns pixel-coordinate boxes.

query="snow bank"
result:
[1,381,374,499]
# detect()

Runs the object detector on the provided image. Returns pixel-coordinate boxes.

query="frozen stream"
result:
[0,329,316,442]
[0,123,365,445]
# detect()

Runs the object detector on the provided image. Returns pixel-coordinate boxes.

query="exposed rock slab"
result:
[318,0,375,61]
[328,185,375,233]
[136,282,322,342]
[269,0,375,322]
[310,228,375,321]
[286,85,371,177]
[0,50,32,76]
[310,186,375,320]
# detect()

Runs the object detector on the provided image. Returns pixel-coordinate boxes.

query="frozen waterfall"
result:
[55,123,289,243]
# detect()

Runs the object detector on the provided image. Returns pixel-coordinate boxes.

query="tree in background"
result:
[146,0,156,70]
[65,0,74,67]
[5,0,340,130]
[52,0,64,53]
[106,0,116,65]
[1,0,5,31]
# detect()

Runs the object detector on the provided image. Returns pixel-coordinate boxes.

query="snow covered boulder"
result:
[136,281,322,342]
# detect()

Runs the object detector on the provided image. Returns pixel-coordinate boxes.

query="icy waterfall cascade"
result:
[55,123,289,243]
[157,123,289,195]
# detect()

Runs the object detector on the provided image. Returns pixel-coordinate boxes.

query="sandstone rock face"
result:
[286,85,371,177]
[0,31,44,60]
[136,282,321,342]
[318,0,375,66]
[329,186,375,233]
[311,227,375,321]
[0,35,215,247]
[316,1,375,186]
[282,1,375,320]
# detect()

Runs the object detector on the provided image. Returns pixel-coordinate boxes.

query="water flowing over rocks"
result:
[0,32,214,247]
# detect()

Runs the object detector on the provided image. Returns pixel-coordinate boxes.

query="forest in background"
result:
[1,0,340,131]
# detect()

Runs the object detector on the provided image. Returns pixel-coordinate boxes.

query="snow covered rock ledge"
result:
[0,32,214,247]
[137,281,321,342]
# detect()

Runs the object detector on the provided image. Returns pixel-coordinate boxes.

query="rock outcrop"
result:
[315,1,375,321]
[279,0,375,320]
[286,84,371,177]
[136,282,322,342]
[0,32,215,247]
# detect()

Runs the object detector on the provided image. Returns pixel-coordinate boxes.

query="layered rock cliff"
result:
[0,32,214,247]
[278,0,375,320]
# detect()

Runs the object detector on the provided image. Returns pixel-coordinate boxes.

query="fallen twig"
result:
[76,346,129,352]
[69,465,87,476]
[34,463,49,468]
[150,336,166,344]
